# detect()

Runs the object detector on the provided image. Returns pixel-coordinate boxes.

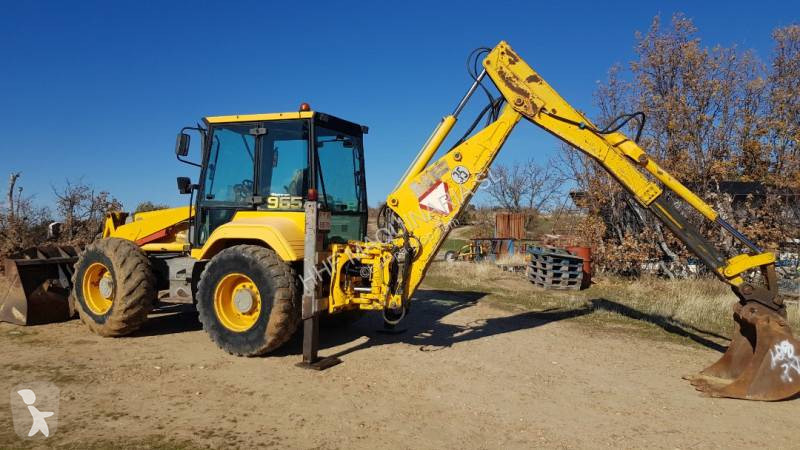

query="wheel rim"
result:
[213,273,262,332]
[82,262,114,315]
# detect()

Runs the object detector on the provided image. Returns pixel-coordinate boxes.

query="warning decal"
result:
[418,180,452,215]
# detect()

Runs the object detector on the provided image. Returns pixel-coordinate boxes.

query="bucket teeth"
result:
[686,302,800,401]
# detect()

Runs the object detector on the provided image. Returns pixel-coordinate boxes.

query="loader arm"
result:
[329,41,798,400]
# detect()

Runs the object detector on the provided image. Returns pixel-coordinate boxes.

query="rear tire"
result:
[196,245,300,356]
[444,250,457,262]
[72,238,156,336]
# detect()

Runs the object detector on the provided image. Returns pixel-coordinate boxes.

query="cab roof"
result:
[204,111,315,123]
[203,110,368,135]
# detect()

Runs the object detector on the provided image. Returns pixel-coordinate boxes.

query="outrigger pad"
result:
[295,356,342,371]
[685,302,800,401]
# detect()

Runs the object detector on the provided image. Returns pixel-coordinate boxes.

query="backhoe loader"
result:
[2,42,797,401]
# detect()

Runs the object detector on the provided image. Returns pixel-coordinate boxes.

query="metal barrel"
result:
[0,245,82,325]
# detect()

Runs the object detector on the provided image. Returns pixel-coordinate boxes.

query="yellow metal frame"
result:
[329,242,395,312]
[104,206,192,243]
[722,252,776,286]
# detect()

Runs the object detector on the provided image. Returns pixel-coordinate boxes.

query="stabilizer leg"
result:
[295,200,341,371]
[297,309,341,370]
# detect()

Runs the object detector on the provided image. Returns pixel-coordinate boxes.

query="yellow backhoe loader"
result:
[2,42,797,401]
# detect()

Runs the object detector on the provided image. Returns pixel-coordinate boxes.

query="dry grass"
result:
[425,261,800,343]
[495,253,527,266]
[447,225,477,240]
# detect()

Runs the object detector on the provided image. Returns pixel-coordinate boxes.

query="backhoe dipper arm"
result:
[479,42,780,310]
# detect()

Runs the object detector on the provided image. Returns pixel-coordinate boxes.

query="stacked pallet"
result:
[526,246,584,290]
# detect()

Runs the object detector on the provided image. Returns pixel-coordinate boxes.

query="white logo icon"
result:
[17,389,54,437]
[10,382,59,440]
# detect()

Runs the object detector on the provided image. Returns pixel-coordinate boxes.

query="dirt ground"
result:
[1,281,798,449]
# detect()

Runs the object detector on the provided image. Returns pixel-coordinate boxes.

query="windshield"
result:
[315,126,365,213]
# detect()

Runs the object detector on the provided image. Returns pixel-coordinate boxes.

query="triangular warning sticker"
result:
[418,181,451,215]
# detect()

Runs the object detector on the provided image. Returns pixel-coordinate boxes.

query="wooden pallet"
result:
[527,246,584,290]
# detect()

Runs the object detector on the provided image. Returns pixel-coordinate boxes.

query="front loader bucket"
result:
[0,245,81,325]
[686,301,800,401]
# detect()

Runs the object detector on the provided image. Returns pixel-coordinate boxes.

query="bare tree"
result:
[0,173,52,259]
[485,163,527,211]
[485,158,563,213]
[522,161,564,212]
[1,174,124,259]
[52,178,122,244]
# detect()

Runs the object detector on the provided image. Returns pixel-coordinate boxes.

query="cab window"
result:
[315,126,364,213]
[257,120,308,210]
[203,124,255,203]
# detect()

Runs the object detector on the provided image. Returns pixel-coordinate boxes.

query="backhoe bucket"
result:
[686,301,800,401]
[0,245,81,325]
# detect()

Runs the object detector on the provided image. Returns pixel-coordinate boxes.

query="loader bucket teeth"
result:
[686,302,800,401]
[0,245,81,326]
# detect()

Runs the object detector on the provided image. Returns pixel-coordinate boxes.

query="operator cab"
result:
[175,105,368,248]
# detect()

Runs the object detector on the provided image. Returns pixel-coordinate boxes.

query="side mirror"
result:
[175,133,190,157]
[177,176,192,194]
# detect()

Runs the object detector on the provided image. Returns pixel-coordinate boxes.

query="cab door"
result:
[313,119,368,244]
[196,123,258,245]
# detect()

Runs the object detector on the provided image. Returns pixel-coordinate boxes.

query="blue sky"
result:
[1,0,797,212]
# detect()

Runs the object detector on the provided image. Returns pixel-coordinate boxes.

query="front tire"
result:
[196,245,300,356]
[72,238,156,336]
